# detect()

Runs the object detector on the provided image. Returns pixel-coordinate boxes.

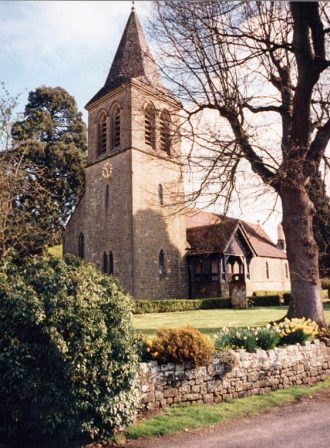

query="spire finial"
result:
[131,1,135,11]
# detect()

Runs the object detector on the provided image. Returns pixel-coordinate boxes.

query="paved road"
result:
[127,389,330,448]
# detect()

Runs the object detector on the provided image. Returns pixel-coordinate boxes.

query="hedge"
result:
[249,295,281,307]
[283,293,291,306]
[133,295,283,314]
[284,291,329,305]
[133,298,232,314]
[253,290,289,298]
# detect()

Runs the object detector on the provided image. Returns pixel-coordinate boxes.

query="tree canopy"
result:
[4,86,87,256]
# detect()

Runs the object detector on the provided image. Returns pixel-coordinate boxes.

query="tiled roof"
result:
[86,10,166,107]
[185,209,287,259]
[240,221,287,259]
[186,220,239,255]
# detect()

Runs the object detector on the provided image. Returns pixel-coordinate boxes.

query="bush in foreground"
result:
[143,326,215,366]
[0,255,139,447]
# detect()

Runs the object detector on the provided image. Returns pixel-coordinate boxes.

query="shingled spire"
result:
[86,10,164,107]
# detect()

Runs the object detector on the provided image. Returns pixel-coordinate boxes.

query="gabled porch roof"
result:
[185,209,287,259]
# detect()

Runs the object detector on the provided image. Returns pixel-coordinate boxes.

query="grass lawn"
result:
[125,377,330,440]
[133,304,330,337]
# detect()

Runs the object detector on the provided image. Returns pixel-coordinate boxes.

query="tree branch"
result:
[242,103,283,115]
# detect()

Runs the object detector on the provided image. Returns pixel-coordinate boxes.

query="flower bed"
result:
[140,318,321,365]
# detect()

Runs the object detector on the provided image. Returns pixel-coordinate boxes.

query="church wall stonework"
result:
[132,150,188,299]
[64,150,134,295]
[248,257,290,294]
[130,82,188,299]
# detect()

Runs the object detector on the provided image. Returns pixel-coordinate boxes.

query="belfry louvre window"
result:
[98,113,107,155]
[78,233,84,259]
[160,110,171,154]
[145,104,156,149]
[111,106,121,149]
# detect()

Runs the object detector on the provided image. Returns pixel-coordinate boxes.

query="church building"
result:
[64,9,290,299]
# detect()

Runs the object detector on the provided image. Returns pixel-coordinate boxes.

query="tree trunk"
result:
[280,185,326,327]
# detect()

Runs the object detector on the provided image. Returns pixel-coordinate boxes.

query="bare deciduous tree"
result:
[151,1,330,325]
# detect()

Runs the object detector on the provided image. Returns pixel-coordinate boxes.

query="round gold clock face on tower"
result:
[102,162,113,179]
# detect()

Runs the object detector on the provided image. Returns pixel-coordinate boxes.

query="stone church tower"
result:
[64,9,188,299]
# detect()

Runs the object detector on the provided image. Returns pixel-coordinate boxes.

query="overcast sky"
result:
[1,0,307,242]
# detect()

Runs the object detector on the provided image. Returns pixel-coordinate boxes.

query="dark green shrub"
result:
[133,298,231,314]
[144,326,215,366]
[0,255,139,447]
[248,295,281,307]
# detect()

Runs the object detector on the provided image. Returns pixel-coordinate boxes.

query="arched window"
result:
[285,262,289,279]
[158,183,164,205]
[160,110,171,154]
[98,112,107,155]
[145,104,156,149]
[159,249,165,275]
[78,232,84,259]
[102,251,108,273]
[109,251,114,275]
[105,185,110,209]
[266,261,269,279]
[111,105,121,149]
[195,260,202,282]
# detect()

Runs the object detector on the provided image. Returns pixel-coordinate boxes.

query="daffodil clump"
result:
[215,325,280,353]
[274,317,319,346]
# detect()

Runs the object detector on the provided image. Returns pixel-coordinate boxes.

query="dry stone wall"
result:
[139,340,330,411]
